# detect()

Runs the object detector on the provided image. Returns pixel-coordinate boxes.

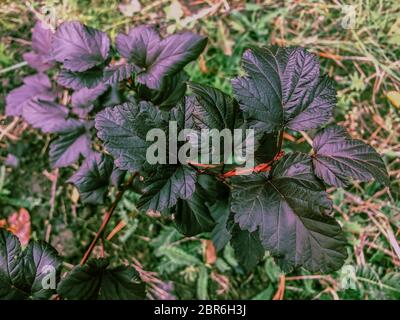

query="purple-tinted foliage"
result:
[51,21,110,72]
[56,67,104,90]
[116,25,207,89]
[232,46,336,132]
[71,83,108,117]
[3,17,390,279]
[312,125,389,187]
[49,120,92,168]
[5,154,19,168]
[23,99,71,133]
[68,152,125,204]
[5,73,55,116]
[23,21,55,72]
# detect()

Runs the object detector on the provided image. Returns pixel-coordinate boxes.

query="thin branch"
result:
[80,173,137,265]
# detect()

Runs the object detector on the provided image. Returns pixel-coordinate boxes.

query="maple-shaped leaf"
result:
[23,21,55,71]
[5,74,55,116]
[231,226,265,272]
[116,25,207,89]
[68,152,125,204]
[0,229,62,300]
[57,66,105,90]
[95,101,162,172]
[138,165,197,212]
[22,99,70,133]
[71,83,108,117]
[175,183,215,236]
[232,46,336,132]
[57,259,145,300]
[49,121,92,168]
[51,21,110,72]
[230,152,347,273]
[312,125,389,187]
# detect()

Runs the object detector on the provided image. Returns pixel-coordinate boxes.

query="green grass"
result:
[0,0,399,300]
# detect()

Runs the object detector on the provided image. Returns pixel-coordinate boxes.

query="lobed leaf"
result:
[23,21,55,72]
[116,25,207,89]
[49,121,92,168]
[175,184,215,236]
[5,74,55,116]
[95,101,160,172]
[232,46,336,132]
[51,21,110,72]
[312,125,389,187]
[57,259,145,300]
[230,152,347,273]
[138,165,197,212]
[0,229,61,300]
[23,100,70,133]
[68,152,125,204]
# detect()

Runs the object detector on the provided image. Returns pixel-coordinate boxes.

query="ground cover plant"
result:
[0,1,399,300]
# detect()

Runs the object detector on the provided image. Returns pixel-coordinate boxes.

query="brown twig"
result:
[80,173,137,265]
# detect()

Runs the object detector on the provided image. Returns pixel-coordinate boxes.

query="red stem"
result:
[80,173,137,266]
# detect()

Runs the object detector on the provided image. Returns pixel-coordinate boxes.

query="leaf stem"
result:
[277,129,284,152]
[80,172,137,266]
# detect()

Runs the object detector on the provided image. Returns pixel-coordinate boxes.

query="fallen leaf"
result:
[165,0,184,22]
[203,239,216,265]
[387,91,400,109]
[118,0,141,17]
[7,208,31,246]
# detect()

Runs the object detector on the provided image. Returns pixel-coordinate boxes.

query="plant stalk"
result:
[80,172,137,265]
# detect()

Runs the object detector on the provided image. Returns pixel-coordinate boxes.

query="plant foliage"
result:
[3,19,389,299]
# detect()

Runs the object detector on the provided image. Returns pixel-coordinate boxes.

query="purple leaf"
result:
[23,21,54,71]
[232,46,336,132]
[115,26,161,67]
[68,152,122,204]
[22,99,71,133]
[51,21,110,72]
[49,121,92,168]
[102,63,137,85]
[230,152,347,273]
[71,83,108,117]
[116,25,207,89]
[5,73,55,116]
[57,67,104,90]
[312,125,389,187]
